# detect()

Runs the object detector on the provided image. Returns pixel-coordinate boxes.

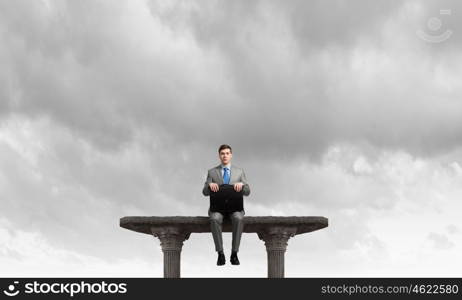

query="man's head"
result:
[218,144,232,165]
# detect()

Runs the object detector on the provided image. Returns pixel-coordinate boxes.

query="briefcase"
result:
[209,184,244,215]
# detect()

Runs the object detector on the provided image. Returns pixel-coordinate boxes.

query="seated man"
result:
[202,144,251,266]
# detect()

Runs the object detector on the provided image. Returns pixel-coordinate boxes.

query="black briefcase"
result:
[209,184,244,215]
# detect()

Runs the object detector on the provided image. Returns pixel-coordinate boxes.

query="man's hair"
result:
[218,144,232,153]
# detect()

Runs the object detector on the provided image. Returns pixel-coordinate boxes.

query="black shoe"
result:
[217,251,225,266]
[230,251,240,265]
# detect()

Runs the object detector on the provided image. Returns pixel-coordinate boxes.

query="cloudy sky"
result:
[1,0,461,277]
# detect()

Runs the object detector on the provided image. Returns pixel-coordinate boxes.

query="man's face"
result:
[219,149,232,165]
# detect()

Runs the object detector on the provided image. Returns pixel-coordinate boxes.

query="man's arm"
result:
[202,170,212,196]
[240,169,251,196]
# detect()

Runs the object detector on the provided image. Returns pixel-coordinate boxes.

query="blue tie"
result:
[223,167,230,184]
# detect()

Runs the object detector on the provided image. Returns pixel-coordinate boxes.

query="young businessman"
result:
[202,144,251,265]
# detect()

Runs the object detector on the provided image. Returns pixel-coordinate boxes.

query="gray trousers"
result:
[208,209,245,252]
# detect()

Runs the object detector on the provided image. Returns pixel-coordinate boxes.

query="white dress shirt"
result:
[220,163,231,178]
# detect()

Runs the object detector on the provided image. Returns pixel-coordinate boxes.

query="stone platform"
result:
[120,216,328,278]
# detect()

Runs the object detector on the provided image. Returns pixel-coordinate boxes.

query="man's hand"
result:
[209,183,219,192]
[234,182,244,192]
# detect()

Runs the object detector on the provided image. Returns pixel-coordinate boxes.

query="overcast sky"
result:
[1,0,461,277]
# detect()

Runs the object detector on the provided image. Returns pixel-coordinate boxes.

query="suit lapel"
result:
[230,165,237,184]
[215,166,223,184]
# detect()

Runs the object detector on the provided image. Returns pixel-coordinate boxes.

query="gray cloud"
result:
[427,232,455,250]
[1,0,462,161]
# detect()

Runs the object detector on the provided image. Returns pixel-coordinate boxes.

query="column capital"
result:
[151,226,191,251]
[257,227,297,251]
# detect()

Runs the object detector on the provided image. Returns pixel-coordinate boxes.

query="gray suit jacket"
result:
[202,164,251,197]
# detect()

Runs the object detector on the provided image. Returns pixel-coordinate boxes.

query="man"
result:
[202,144,251,266]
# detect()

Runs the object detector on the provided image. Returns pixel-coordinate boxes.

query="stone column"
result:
[258,227,297,278]
[151,226,191,278]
